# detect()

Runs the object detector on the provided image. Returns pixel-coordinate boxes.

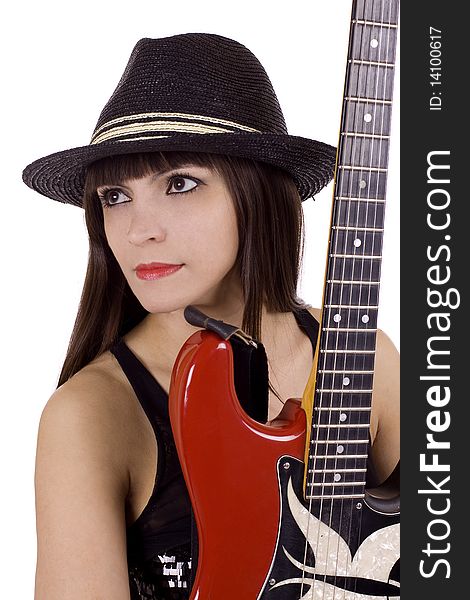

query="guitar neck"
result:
[306,0,399,501]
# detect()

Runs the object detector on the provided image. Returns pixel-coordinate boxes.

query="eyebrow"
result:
[150,163,204,181]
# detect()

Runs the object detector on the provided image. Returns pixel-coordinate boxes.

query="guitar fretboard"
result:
[306,0,399,501]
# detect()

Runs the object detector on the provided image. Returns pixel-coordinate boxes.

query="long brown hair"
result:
[57,151,308,388]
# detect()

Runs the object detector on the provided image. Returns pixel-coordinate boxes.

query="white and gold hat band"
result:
[91,112,260,145]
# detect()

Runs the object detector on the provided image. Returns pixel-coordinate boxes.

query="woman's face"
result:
[97,163,240,314]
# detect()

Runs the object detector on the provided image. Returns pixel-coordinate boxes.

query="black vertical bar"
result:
[401,2,466,598]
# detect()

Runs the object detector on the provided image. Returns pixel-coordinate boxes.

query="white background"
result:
[0,0,399,594]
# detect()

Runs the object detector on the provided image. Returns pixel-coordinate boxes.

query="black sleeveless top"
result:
[110,308,319,599]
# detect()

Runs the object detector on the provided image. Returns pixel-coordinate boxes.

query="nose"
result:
[126,203,167,245]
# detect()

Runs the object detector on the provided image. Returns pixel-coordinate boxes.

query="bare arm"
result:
[370,328,400,484]
[34,374,132,599]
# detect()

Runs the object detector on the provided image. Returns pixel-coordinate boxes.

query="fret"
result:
[309,440,369,446]
[313,425,372,442]
[324,305,378,309]
[308,455,368,466]
[314,411,372,427]
[339,138,390,169]
[323,311,379,329]
[317,373,374,390]
[320,351,376,371]
[330,253,381,259]
[333,199,386,228]
[353,1,399,26]
[345,96,392,105]
[335,170,388,200]
[347,63,395,100]
[318,369,375,373]
[331,224,384,255]
[321,349,375,353]
[310,473,368,485]
[321,329,377,350]
[308,481,367,487]
[311,473,368,485]
[350,24,398,64]
[325,284,379,305]
[309,454,369,459]
[338,166,387,172]
[309,448,369,458]
[308,468,368,473]
[314,406,372,410]
[332,226,384,231]
[341,132,390,140]
[328,260,381,282]
[350,59,394,68]
[323,327,378,332]
[316,389,374,393]
[343,102,392,136]
[334,196,385,202]
[326,280,380,285]
[314,396,373,410]
[307,464,367,478]
[306,493,364,500]
[314,424,370,429]
[352,19,398,28]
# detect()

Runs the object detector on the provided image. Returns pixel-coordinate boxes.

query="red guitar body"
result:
[169,329,306,599]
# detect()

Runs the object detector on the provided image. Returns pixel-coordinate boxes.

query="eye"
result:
[97,188,131,208]
[167,175,199,194]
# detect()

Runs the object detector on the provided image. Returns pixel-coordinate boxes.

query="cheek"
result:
[103,217,125,265]
[185,203,239,268]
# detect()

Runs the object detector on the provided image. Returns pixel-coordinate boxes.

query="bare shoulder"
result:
[370,328,400,482]
[41,351,135,485]
[34,352,134,599]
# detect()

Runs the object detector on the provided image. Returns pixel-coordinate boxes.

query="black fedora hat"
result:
[22,33,337,207]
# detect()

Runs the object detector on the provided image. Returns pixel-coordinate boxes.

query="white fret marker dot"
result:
[364,113,372,123]
[359,179,367,189]
[333,313,341,323]
[340,413,348,422]
[354,238,362,247]
[337,445,345,454]
[362,314,370,323]
[334,473,342,482]
[370,39,379,48]
[343,377,350,386]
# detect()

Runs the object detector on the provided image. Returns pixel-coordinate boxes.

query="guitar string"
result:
[335,0,375,595]
[299,1,397,597]
[320,1,396,597]
[328,2,368,595]
[300,2,361,596]
[349,1,396,597]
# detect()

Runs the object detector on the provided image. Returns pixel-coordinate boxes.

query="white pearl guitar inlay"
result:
[364,113,372,122]
[362,314,370,323]
[340,413,348,422]
[354,238,362,247]
[370,39,379,48]
[343,377,350,386]
[334,473,342,482]
[333,314,341,323]
[359,179,367,189]
[337,445,344,454]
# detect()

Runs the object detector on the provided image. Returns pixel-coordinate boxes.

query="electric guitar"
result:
[169,1,400,597]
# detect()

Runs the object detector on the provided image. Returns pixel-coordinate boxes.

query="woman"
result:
[23,33,400,599]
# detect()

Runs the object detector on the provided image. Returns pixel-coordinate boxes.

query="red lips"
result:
[135,262,184,281]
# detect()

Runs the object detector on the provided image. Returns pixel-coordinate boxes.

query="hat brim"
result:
[22,132,337,206]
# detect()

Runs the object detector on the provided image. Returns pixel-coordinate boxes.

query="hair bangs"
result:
[85,151,223,192]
